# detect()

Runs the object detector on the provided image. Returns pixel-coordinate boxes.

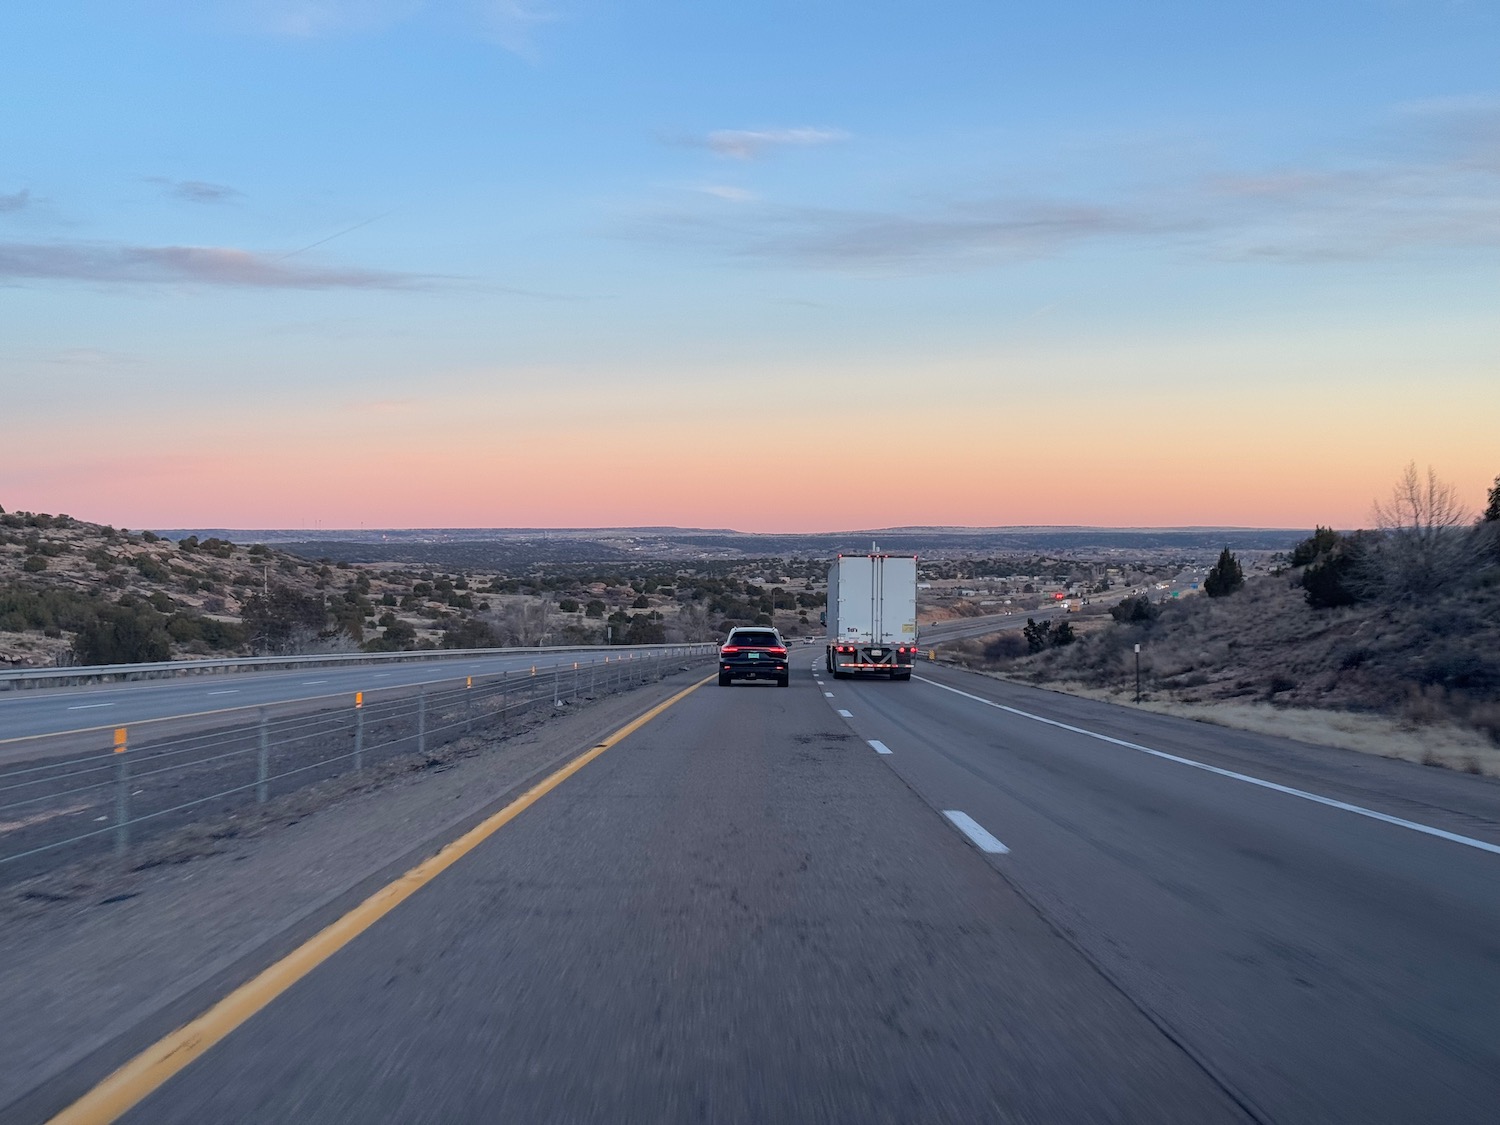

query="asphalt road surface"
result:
[0,647,700,747]
[88,658,1499,1123]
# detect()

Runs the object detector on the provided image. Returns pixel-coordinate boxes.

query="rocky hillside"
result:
[0,507,826,668]
[945,528,1500,766]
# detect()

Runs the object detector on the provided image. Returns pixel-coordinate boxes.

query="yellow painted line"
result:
[49,673,713,1125]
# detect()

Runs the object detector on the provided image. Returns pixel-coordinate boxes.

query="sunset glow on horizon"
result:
[5,4,1498,535]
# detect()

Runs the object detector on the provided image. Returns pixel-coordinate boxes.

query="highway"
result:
[0,646,701,747]
[25,655,1498,1123]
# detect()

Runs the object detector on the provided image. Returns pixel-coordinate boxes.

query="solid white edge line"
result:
[943,810,1010,854]
[915,676,1500,857]
[869,739,892,755]
[837,709,853,718]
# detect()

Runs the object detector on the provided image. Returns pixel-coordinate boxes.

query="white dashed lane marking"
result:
[869,739,892,755]
[919,676,1500,857]
[943,810,1010,854]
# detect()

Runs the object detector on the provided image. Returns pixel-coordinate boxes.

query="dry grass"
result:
[946,567,1500,777]
[1003,676,1500,777]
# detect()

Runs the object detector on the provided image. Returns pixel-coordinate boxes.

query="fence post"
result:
[418,688,427,756]
[113,727,130,856]
[257,709,270,803]
[354,691,365,770]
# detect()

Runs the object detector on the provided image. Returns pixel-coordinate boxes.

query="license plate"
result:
[747,652,759,660]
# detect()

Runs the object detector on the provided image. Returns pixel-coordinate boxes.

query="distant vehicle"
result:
[802,636,815,645]
[718,627,789,687]
[825,554,918,681]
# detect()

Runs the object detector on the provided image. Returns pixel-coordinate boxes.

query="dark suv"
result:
[718,627,789,687]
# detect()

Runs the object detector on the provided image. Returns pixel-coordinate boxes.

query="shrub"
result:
[983,632,1027,660]
[1023,617,1052,653]
[241,587,329,654]
[1302,533,1371,608]
[134,554,171,582]
[585,599,606,618]
[73,604,172,665]
[625,614,667,644]
[440,617,502,649]
[1052,621,1077,646]
[1109,595,1159,624]
[1204,548,1244,597]
[22,555,47,573]
[558,598,580,613]
[364,617,417,652]
[1290,526,1341,567]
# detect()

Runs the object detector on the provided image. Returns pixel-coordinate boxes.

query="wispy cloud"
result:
[632,101,1500,272]
[476,0,554,57]
[236,0,423,38]
[631,197,1159,273]
[0,189,30,214]
[680,127,849,161]
[148,177,243,204]
[0,242,427,289]
[696,184,756,203]
[228,0,552,55]
[1202,103,1500,262]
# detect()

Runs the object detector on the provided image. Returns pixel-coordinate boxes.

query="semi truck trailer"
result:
[825,554,919,680]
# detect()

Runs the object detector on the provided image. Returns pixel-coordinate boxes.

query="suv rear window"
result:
[726,631,779,648]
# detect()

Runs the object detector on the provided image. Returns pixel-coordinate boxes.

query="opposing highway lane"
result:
[0,647,697,746]
[97,668,1245,1124]
[823,662,1500,1123]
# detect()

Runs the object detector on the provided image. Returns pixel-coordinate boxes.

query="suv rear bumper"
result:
[720,659,788,681]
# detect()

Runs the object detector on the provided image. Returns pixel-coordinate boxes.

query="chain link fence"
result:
[0,647,715,882]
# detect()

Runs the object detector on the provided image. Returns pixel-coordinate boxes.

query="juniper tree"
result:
[1204,547,1244,597]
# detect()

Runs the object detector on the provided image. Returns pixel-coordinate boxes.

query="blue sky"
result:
[3,1,1498,530]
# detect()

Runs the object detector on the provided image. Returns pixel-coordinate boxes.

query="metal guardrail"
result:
[0,642,715,690]
[0,648,714,880]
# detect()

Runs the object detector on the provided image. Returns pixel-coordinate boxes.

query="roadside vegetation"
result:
[0,505,838,668]
[942,467,1500,773]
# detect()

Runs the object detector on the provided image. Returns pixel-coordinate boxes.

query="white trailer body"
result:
[826,554,918,680]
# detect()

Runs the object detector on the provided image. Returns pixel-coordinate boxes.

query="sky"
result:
[2,1,1498,533]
